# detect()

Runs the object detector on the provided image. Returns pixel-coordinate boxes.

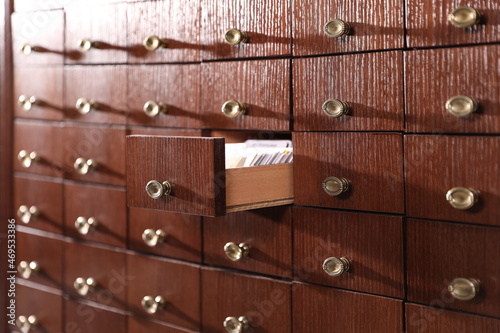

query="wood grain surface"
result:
[65,300,127,333]
[128,316,199,333]
[128,127,203,137]
[15,284,62,333]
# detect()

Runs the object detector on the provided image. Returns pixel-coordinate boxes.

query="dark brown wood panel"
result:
[201,59,290,130]
[127,65,201,128]
[293,0,404,55]
[405,45,500,133]
[65,300,127,333]
[128,127,203,137]
[293,207,404,298]
[65,66,127,125]
[129,207,202,263]
[201,268,291,333]
[204,206,292,278]
[293,282,403,332]
[14,0,63,12]
[127,253,201,330]
[405,135,500,225]
[127,136,226,216]
[202,0,291,60]
[129,317,197,333]
[64,181,126,248]
[406,0,500,47]
[293,132,405,214]
[294,51,404,131]
[128,0,201,63]
[407,219,500,318]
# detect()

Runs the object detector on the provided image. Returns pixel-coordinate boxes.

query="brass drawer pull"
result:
[16,315,38,333]
[21,43,40,55]
[445,95,479,118]
[142,229,166,247]
[446,187,478,210]
[17,205,39,224]
[448,278,480,301]
[143,35,168,51]
[323,257,350,277]
[222,100,246,118]
[224,28,248,45]
[322,177,349,196]
[75,216,98,235]
[17,261,39,279]
[74,157,97,175]
[141,295,165,314]
[146,180,172,199]
[449,7,481,28]
[18,95,39,111]
[77,39,100,52]
[324,19,350,38]
[143,100,168,117]
[224,242,249,261]
[223,316,249,333]
[18,150,39,168]
[76,98,98,114]
[322,99,350,118]
[74,277,97,296]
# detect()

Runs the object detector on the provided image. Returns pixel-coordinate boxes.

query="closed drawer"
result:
[293,0,404,56]
[407,219,500,318]
[65,66,127,125]
[405,135,500,225]
[13,120,64,178]
[127,65,201,128]
[202,268,291,333]
[293,51,404,131]
[405,45,500,133]
[63,241,127,310]
[293,207,404,298]
[406,1,500,47]
[64,124,126,186]
[14,67,63,121]
[128,0,201,63]
[201,59,290,130]
[15,0,63,11]
[14,174,63,234]
[65,300,127,333]
[12,10,64,66]
[129,207,202,262]
[65,181,126,248]
[293,282,403,332]
[204,206,292,278]
[128,317,198,333]
[65,3,127,64]
[128,127,203,137]
[293,132,404,214]
[127,136,293,217]
[127,254,201,330]
[202,0,291,60]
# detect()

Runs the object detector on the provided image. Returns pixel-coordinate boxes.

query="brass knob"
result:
[17,261,39,279]
[20,44,40,55]
[142,229,166,247]
[322,99,350,118]
[141,295,165,314]
[76,98,98,114]
[145,180,172,199]
[449,7,481,28]
[143,35,168,51]
[446,187,478,210]
[222,100,247,118]
[324,19,350,38]
[223,316,249,333]
[74,277,97,296]
[323,257,350,277]
[322,177,350,196]
[224,28,248,45]
[17,205,39,224]
[143,101,168,117]
[74,157,97,175]
[224,242,249,261]
[75,216,98,235]
[77,39,99,52]
[18,95,39,111]
[448,278,480,301]
[445,95,479,118]
[16,315,38,333]
[18,150,39,168]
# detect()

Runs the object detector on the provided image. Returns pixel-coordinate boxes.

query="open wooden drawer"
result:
[126,136,293,217]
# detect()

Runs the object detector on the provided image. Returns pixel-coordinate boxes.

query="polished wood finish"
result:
[204,206,292,278]
[128,127,203,137]
[293,0,404,55]
[201,268,291,333]
[14,0,63,12]
[406,0,500,47]
[129,317,198,333]
[405,135,500,225]
[293,132,405,214]
[294,51,404,131]
[405,45,500,133]
[201,59,290,130]
[65,300,127,333]
[293,282,403,332]
[127,253,201,330]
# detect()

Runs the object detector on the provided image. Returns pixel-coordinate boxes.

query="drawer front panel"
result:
[204,206,292,278]
[128,317,197,333]
[294,51,404,131]
[293,0,404,55]
[65,182,126,248]
[127,127,203,137]
[127,254,201,330]
[65,300,127,333]
[293,207,404,298]
[293,132,404,214]
[129,207,202,263]
[202,268,291,333]
[65,66,128,125]
[407,219,500,318]
[405,45,500,133]
[127,65,201,128]
[405,135,500,225]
